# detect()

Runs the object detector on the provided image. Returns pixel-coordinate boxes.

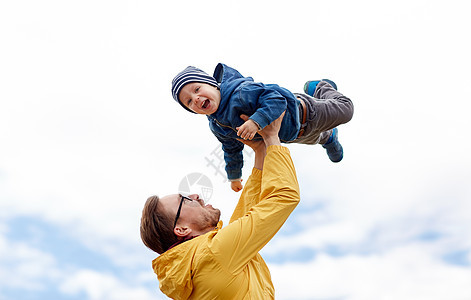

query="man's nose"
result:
[189,194,199,200]
[189,194,205,205]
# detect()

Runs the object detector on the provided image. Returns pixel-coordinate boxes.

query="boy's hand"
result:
[230,179,243,192]
[240,112,284,146]
[236,119,259,140]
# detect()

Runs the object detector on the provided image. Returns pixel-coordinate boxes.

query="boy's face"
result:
[179,82,221,115]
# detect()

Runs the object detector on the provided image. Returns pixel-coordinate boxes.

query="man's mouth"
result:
[202,99,209,109]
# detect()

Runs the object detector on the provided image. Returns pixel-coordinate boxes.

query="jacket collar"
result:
[167,221,223,251]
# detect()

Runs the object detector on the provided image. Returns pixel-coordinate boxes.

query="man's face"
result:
[160,194,221,233]
[179,82,221,115]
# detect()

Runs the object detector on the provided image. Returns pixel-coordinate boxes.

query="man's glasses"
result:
[173,194,193,228]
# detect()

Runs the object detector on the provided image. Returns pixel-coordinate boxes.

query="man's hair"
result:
[140,195,179,254]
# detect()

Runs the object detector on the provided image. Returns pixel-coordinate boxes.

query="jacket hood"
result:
[152,222,223,299]
[212,63,254,115]
[152,238,198,299]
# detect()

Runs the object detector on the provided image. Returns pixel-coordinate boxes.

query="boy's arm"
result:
[241,83,287,131]
[212,130,244,181]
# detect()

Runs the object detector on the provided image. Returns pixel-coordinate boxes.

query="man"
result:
[140,112,300,299]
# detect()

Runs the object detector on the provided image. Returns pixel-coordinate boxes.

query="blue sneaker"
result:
[304,79,338,96]
[322,128,343,163]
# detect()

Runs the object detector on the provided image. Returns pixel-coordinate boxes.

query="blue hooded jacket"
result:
[207,63,301,180]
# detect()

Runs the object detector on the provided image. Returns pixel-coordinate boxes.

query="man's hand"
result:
[231,179,243,192]
[237,138,266,154]
[236,119,259,140]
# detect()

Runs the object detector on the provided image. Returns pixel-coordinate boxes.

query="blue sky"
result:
[1,0,471,299]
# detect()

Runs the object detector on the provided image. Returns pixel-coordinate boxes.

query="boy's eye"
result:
[195,87,200,92]
[187,99,192,105]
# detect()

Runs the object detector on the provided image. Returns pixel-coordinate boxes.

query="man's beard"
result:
[206,208,221,228]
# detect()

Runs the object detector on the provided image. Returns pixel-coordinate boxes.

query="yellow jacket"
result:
[153,146,300,299]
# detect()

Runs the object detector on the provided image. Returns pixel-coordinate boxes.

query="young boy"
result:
[171,63,354,192]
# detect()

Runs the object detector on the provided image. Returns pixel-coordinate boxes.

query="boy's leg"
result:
[304,79,337,95]
[322,127,343,162]
[293,81,353,160]
[310,81,353,141]
[295,82,353,142]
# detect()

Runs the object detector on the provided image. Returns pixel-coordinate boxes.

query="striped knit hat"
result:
[171,66,219,113]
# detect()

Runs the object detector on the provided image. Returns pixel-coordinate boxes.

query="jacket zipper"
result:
[213,118,238,133]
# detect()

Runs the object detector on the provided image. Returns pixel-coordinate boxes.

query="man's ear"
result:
[174,225,192,237]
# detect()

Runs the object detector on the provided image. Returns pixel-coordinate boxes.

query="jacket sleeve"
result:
[229,167,262,223]
[240,83,287,130]
[212,129,245,180]
[210,146,300,274]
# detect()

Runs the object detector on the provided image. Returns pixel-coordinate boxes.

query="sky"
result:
[1,0,471,299]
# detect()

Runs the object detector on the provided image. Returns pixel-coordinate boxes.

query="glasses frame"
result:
[173,194,193,228]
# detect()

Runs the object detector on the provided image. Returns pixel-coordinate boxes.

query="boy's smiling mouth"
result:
[202,99,210,109]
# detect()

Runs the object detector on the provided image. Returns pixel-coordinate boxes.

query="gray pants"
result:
[289,81,354,145]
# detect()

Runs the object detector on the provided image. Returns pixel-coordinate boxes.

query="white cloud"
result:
[60,270,159,300]
[0,235,59,290]
[271,243,471,300]
[0,221,160,300]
